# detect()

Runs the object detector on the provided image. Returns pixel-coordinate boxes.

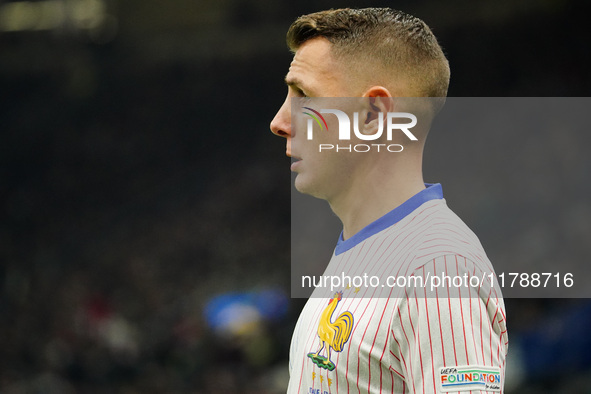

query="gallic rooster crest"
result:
[307,291,354,371]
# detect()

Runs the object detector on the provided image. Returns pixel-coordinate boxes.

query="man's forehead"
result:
[284,38,337,87]
[287,48,319,78]
[285,59,310,86]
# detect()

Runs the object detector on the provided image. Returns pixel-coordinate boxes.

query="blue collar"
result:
[334,183,444,256]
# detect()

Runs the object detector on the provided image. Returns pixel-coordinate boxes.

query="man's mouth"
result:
[290,157,302,171]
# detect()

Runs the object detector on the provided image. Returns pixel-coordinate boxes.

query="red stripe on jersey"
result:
[464,257,480,363]
[389,365,405,379]
[390,370,395,394]
[456,256,470,364]
[357,298,381,393]
[296,349,305,393]
[412,289,426,394]
[422,265,437,393]
[395,309,415,393]
[473,261,486,366]
[444,256,459,366]
[377,313,393,392]
[433,259,447,367]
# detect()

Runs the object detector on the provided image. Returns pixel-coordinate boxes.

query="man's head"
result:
[270,8,449,206]
[286,8,450,100]
[271,8,450,154]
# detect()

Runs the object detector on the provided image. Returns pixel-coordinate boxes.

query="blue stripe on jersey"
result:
[334,183,444,256]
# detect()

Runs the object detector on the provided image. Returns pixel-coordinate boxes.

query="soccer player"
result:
[270,8,508,394]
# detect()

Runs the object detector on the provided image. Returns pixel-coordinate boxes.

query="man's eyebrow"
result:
[284,76,305,91]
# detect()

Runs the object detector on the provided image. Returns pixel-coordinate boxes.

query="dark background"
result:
[1,0,590,392]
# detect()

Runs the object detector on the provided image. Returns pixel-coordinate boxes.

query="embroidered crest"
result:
[307,291,354,371]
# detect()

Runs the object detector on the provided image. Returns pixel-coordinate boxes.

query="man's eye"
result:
[299,91,311,99]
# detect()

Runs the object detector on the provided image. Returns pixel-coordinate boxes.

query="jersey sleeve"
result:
[389,254,508,393]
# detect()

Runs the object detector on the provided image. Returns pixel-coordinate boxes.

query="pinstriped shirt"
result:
[288,184,508,394]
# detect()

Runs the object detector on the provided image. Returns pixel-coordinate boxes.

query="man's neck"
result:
[329,168,426,241]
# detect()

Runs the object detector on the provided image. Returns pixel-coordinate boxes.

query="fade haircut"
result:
[286,8,450,102]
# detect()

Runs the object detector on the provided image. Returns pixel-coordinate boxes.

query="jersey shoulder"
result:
[382,199,493,273]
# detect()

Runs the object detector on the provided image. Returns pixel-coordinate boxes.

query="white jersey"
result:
[288,184,508,394]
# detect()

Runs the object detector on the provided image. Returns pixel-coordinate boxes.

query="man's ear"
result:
[359,86,393,136]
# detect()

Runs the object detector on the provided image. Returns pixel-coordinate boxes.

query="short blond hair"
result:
[286,8,450,103]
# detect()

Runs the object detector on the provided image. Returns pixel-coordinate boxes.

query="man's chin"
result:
[293,175,309,194]
[294,176,324,199]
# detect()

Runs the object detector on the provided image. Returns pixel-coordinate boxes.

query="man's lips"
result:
[290,157,302,171]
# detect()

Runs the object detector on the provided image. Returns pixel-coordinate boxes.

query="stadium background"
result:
[1,0,590,392]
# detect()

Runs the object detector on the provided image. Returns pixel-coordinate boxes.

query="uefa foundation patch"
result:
[439,366,502,392]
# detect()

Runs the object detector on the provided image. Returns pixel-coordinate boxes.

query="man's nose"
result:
[270,99,292,156]
[270,98,292,137]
